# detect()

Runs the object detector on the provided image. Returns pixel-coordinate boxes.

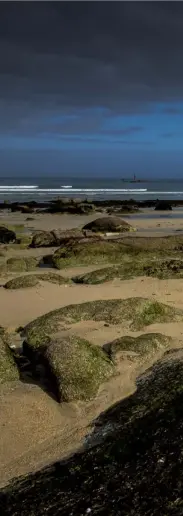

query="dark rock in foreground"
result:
[2,351,183,515]
[0,226,16,244]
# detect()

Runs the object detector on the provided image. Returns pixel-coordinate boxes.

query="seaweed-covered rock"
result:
[144,259,183,279]
[83,216,133,233]
[52,240,125,268]
[44,335,113,402]
[0,226,16,244]
[51,228,85,245]
[6,257,38,272]
[73,259,183,284]
[5,275,39,289]
[31,231,57,248]
[0,327,19,384]
[22,298,182,355]
[4,273,70,290]
[106,333,173,363]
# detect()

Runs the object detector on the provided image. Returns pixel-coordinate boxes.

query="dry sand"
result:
[1,208,183,487]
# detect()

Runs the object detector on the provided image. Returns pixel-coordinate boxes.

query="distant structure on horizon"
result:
[121,174,144,183]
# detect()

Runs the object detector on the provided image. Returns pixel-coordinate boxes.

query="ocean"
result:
[1,177,183,202]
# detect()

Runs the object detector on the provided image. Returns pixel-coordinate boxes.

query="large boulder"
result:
[0,226,16,244]
[43,336,113,402]
[0,327,19,384]
[83,216,133,233]
[52,238,119,268]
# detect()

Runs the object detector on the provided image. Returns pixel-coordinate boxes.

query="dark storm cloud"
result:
[1,1,183,133]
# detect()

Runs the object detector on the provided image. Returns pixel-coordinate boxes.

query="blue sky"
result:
[1,3,183,178]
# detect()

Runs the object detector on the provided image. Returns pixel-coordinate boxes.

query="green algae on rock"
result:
[0,327,19,384]
[144,259,183,279]
[72,258,183,284]
[22,298,182,353]
[4,273,71,290]
[6,256,38,272]
[5,275,39,289]
[44,335,114,402]
[52,240,130,268]
[106,333,173,363]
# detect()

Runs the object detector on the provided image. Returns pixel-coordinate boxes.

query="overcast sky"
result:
[1,1,183,178]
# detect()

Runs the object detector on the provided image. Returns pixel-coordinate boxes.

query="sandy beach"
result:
[1,207,183,487]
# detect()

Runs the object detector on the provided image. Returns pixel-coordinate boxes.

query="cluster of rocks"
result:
[30,216,134,248]
[0,197,177,214]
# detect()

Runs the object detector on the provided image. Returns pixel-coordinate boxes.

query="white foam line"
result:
[0,185,38,189]
[0,188,147,193]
